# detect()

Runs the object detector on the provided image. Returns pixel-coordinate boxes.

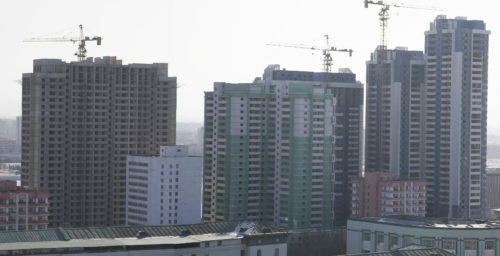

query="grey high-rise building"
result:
[424,16,489,218]
[21,57,177,227]
[364,47,426,176]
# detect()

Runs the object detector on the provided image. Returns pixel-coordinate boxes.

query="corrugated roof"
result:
[0,221,281,243]
[0,229,65,243]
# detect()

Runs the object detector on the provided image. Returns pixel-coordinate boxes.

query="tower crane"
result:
[24,24,102,61]
[364,0,441,59]
[267,35,353,73]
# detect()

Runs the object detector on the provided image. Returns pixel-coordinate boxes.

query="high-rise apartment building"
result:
[203,76,335,229]
[365,47,426,176]
[424,16,489,218]
[21,57,177,227]
[203,65,363,229]
[265,65,364,226]
[126,145,202,226]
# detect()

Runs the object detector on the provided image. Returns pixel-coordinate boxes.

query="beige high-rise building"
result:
[21,57,177,227]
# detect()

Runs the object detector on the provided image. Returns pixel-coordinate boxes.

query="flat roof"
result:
[350,216,500,229]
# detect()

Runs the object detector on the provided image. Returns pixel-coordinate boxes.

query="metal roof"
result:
[0,221,281,243]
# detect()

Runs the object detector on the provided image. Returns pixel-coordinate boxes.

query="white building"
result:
[126,145,202,226]
[347,216,500,256]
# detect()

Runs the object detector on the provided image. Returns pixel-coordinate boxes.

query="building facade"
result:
[364,47,425,176]
[350,172,426,218]
[0,221,288,256]
[347,216,500,256]
[423,16,489,218]
[0,180,49,231]
[203,66,339,229]
[21,57,177,227]
[266,65,364,226]
[126,145,202,226]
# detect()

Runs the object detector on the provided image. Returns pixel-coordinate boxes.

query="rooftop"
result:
[350,215,500,229]
[0,221,286,253]
[343,245,454,256]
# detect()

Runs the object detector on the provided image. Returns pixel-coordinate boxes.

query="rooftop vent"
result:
[178,229,192,237]
[136,231,148,239]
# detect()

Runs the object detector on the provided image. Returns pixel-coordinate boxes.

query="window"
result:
[442,239,456,253]
[205,241,210,247]
[389,234,399,250]
[485,240,495,256]
[403,236,415,247]
[257,249,262,256]
[420,238,434,248]
[464,239,477,256]
[375,232,384,252]
[217,241,222,246]
[362,231,371,252]
[274,248,279,256]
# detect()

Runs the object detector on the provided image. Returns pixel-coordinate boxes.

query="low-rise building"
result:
[0,180,49,231]
[0,221,288,256]
[126,145,202,226]
[350,172,426,218]
[347,216,500,256]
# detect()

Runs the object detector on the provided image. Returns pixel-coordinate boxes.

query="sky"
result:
[0,0,499,130]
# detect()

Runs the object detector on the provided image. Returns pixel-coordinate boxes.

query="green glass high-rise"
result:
[202,67,337,229]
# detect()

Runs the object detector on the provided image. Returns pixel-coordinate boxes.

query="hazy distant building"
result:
[486,169,500,217]
[0,119,16,140]
[21,57,177,227]
[203,67,337,229]
[15,116,21,153]
[264,65,364,226]
[423,16,489,218]
[0,138,17,155]
[0,180,49,231]
[126,145,202,226]
[364,47,425,176]
[350,172,426,218]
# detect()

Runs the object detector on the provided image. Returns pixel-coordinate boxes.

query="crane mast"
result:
[24,24,102,61]
[364,0,441,61]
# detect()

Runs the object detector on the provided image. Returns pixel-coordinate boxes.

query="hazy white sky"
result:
[0,0,498,129]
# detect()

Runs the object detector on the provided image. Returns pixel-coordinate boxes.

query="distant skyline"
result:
[0,0,498,129]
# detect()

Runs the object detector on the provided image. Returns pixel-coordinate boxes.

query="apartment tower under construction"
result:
[21,56,177,227]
